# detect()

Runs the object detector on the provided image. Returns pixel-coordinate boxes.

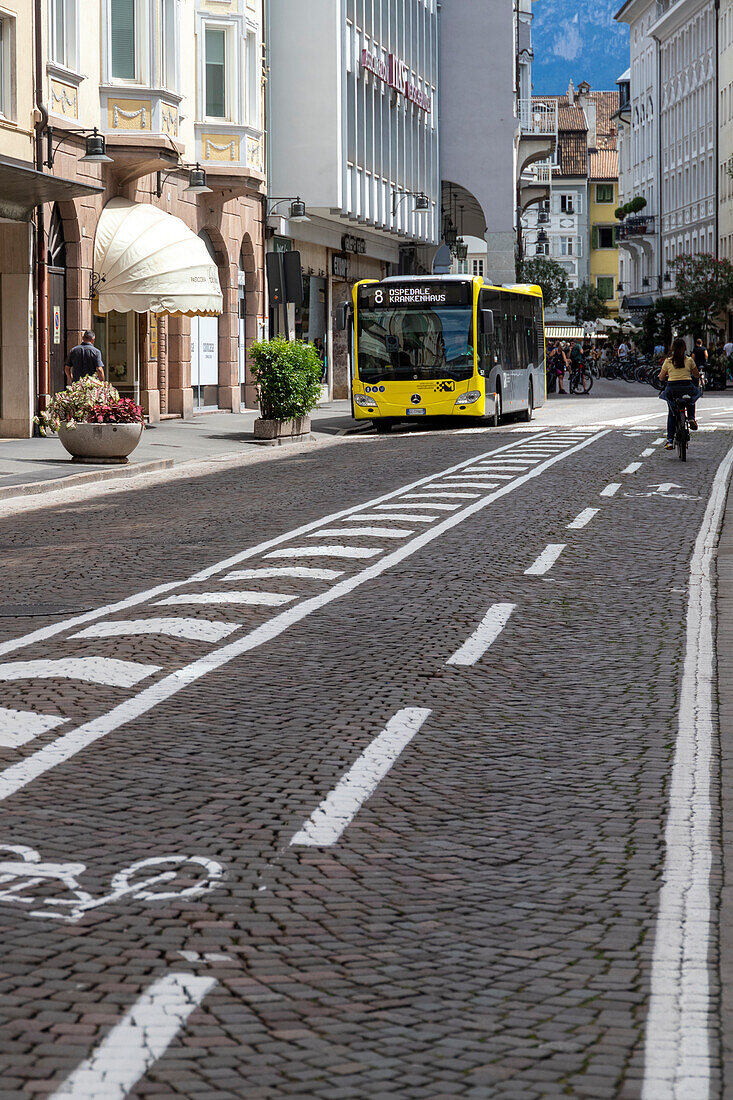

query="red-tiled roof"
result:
[588,148,619,179]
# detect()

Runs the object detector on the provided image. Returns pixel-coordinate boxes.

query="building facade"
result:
[268,0,440,400]
[1,0,266,438]
[589,150,621,315]
[720,0,733,263]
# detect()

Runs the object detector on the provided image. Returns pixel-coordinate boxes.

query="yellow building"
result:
[588,150,620,316]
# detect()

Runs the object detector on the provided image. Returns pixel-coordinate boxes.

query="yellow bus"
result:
[342,276,546,432]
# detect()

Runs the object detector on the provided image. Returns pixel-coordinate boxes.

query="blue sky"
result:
[531,0,630,95]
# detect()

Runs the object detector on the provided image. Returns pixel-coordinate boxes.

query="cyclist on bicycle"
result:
[659,337,703,449]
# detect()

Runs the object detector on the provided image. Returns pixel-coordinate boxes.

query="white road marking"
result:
[405,491,481,499]
[225,567,344,581]
[567,508,599,530]
[447,603,515,666]
[0,432,557,662]
[376,502,460,511]
[601,483,621,497]
[290,708,431,846]
[307,527,414,539]
[649,482,682,495]
[0,431,606,803]
[654,437,667,444]
[49,972,216,1100]
[641,443,733,1099]
[0,709,67,749]
[622,462,643,474]
[158,591,295,608]
[524,544,566,576]
[266,545,384,560]
[440,476,510,484]
[0,658,160,688]
[641,448,655,457]
[340,513,435,523]
[72,619,238,643]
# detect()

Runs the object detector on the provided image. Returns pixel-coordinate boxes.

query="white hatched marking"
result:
[308,527,413,539]
[441,473,514,481]
[266,546,384,560]
[601,483,621,497]
[0,708,67,749]
[0,658,159,688]
[157,591,294,608]
[567,508,599,530]
[524,544,566,576]
[403,492,480,499]
[73,619,238,643]
[447,603,515,666]
[225,567,344,581]
[49,972,216,1100]
[622,462,643,474]
[641,448,655,457]
[340,513,435,523]
[379,501,460,511]
[290,708,431,846]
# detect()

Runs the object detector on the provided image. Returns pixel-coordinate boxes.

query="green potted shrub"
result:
[249,337,323,444]
[34,376,144,464]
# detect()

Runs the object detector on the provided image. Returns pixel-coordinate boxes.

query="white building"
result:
[268,0,440,399]
[616,0,717,310]
[720,0,733,274]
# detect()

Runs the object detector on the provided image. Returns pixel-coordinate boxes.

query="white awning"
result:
[94,198,223,316]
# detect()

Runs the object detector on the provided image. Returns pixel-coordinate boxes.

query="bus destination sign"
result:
[358,284,471,309]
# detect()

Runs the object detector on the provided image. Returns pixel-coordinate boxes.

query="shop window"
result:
[110,0,136,81]
[596,183,614,204]
[596,276,615,300]
[205,26,227,118]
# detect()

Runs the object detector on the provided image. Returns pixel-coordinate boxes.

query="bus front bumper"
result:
[353,391,497,421]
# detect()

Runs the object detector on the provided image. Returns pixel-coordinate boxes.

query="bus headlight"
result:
[454,391,481,405]
[354,394,378,408]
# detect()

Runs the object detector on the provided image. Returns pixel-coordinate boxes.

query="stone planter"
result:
[253,416,311,446]
[58,421,144,465]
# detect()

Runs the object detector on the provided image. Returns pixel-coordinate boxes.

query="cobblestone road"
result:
[0,410,731,1099]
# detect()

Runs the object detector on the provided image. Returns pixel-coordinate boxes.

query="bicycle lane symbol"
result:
[0,845,225,923]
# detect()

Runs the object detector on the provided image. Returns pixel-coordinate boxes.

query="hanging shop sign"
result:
[360,49,432,113]
[342,234,366,255]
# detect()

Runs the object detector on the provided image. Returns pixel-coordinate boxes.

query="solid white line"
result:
[0,708,67,749]
[642,443,733,1099]
[447,603,515,666]
[306,527,414,538]
[601,483,621,497]
[567,508,599,530]
[157,591,295,607]
[0,657,160,688]
[266,545,384,560]
[0,433,554,661]
[0,431,606,803]
[524,544,566,576]
[622,462,643,474]
[290,708,431,845]
[50,972,216,1100]
[225,567,344,581]
[72,619,239,643]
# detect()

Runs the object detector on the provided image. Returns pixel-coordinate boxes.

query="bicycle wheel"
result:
[676,416,688,461]
[111,856,225,902]
[581,371,593,394]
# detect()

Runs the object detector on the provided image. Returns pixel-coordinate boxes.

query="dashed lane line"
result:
[0,431,607,803]
[601,483,621,497]
[622,462,643,474]
[446,603,516,667]
[524,544,566,576]
[642,443,733,1098]
[641,448,655,457]
[49,972,216,1100]
[567,508,599,530]
[290,708,432,846]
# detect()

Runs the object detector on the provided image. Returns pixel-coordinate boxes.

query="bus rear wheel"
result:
[519,383,533,422]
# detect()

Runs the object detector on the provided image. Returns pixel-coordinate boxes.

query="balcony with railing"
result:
[617,214,656,239]
[519,99,558,138]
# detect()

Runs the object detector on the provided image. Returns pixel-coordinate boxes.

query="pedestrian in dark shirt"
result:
[65,330,105,385]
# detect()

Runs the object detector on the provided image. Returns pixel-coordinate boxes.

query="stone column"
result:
[168,314,194,418]
[139,312,161,422]
[157,316,168,415]
[218,257,240,413]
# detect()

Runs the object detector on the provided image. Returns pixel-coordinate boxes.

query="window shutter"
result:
[110,0,136,81]
[592,226,599,250]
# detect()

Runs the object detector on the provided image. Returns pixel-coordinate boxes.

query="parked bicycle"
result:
[569,361,594,394]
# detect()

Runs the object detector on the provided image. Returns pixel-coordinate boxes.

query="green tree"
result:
[517,257,568,310]
[639,296,685,354]
[565,283,610,324]
[668,253,733,336]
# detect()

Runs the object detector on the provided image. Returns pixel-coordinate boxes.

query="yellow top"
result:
[661,355,696,382]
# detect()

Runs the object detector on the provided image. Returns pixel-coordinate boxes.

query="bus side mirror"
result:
[335,302,350,331]
[481,308,494,334]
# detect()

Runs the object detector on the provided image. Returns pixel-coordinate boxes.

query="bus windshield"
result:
[357,306,474,383]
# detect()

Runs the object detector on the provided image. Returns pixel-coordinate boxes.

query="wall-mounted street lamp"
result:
[642,272,673,288]
[392,188,430,218]
[156,161,213,197]
[267,196,310,223]
[44,126,113,169]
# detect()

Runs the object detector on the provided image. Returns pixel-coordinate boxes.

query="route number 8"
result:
[374,290,384,304]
